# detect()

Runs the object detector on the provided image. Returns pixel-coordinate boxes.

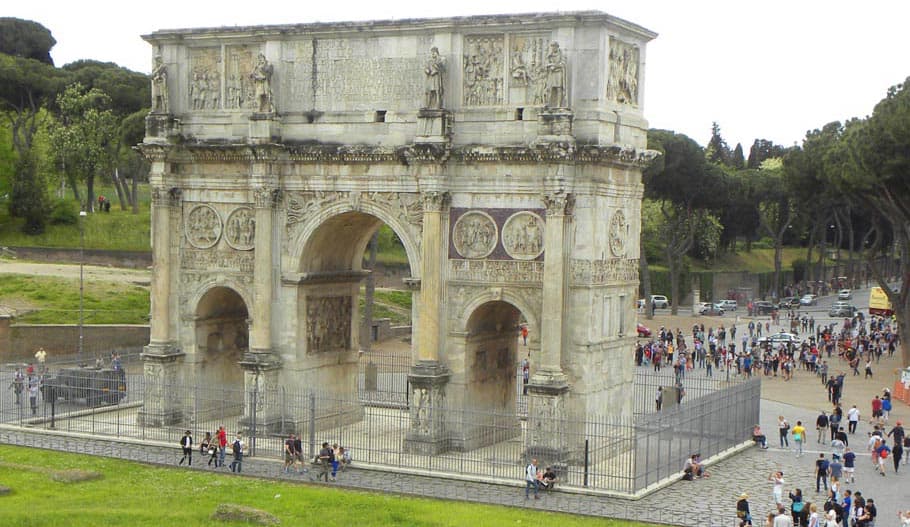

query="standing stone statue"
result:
[544,41,567,108]
[250,53,274,113]
[423,47,445,109]
[151,55,169,113]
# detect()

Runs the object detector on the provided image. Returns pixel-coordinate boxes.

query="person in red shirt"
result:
[216,425,228,468]
[872,396,883,422]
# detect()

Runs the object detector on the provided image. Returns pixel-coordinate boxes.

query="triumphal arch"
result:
[140,11,656,454]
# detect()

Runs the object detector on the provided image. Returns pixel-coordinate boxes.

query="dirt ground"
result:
[0,261,150,286]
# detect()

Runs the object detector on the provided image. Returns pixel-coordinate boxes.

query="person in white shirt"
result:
[847,406,860,434]
[773,504,794,527]
[769,470,785,505]
[524,458,539,499]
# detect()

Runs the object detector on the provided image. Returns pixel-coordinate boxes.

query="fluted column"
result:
[250,186,277,354]
[416,191,449,362]
[149,186,179,345]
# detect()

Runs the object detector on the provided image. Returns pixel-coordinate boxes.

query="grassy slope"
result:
[0,274,149,324]
[0,445,649,527]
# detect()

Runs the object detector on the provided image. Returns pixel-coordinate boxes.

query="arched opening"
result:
[195,287,248,396]
[465,301,522,414]
[295,211,415,403]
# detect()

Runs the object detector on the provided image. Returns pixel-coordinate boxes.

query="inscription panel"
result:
[182,249,255,273]
[449,259,544,284]
[314,39,421,110]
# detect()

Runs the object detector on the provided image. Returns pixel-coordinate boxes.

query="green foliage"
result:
[747,139,786,169]
[0,18,56,65]
[0,274,149,324]
[692,212,722,262]
[0,52,68,154]
[0,445,650,527]
[731,143,745,169]
[49,198,79,225]
[791,258,808,283]
[8,152,47,234]
[705,121,731,166]
[62,60,149,116]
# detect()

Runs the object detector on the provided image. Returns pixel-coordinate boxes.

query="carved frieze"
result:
[449,259,544,284]
[306,296,352,353]
[501,212,544,260]
[225,45,256,110]
[181,249,255,273]
[606,38,640,106]
[509,34,550,105]
[452,211,497,259]
[185,204,223,249]
[463,35,504,106]
[224,207,255,250]
[570,258,640,286]
[188,47,222,111]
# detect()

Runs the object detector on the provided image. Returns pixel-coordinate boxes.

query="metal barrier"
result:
[0,364,760,496]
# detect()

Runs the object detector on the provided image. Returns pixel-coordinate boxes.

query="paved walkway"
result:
[3,395,905,527]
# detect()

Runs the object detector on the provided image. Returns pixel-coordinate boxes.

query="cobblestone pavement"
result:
[1,396,906,527]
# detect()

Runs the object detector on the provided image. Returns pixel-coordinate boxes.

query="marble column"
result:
[139,185,184,426]
[405,190,451,454]
[525,192,574,465]
[240,184,282,433]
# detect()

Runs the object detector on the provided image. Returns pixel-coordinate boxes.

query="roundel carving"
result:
[185,204,223,249]
[609,209,627,257]
[453,211,498,259]
[502,212,545,260]
[224,207,256,250]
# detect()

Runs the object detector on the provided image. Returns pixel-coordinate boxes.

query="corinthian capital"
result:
[152,186,182,207]
[421,191,451,213]
[543,193,575,217]
[253,187,281,209]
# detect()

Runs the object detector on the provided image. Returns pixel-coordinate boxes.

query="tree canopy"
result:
[0,18,56,65]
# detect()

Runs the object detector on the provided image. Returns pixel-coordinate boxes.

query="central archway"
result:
[194,286,248,412]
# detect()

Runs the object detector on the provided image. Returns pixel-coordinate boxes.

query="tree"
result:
[755,159,797,298]
[0,18,55,65]
[833,77,910,366]
[62,60,149,116]
[0,53,67,157]
[731,143,745,169]
[8,151,47,233]
[705,122,731,166]
[644,129,715,314]
[747,138,786,169]
[48,83,117,212]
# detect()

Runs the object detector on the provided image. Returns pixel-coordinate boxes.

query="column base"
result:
[137,343,185,426]
[144,113,181,143]
[524,371,574,468]
[404,360,450,455]
[238,352,286,434]
[534,108,574,144]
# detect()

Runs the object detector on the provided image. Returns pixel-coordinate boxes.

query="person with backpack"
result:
[525,458,540,500]
[314,442,333,482]
[230,433,244,473]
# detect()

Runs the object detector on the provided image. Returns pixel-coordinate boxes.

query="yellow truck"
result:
[869,286,894,317]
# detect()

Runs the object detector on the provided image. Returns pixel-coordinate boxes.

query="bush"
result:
[50,199,80,225]
[212,504,280,526]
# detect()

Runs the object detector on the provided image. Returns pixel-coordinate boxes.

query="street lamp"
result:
[79,210,87,357]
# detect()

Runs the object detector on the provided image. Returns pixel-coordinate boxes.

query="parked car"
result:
[649,295,669,309]
[778,297,801,309]
[837,289,852,300]
[799,294,818,306]
[697,302,725,316]
[637,323,652,338]
[829,302,857,317]
[758,332,800,347]
[752,300,775,315]
[718,299,738,311]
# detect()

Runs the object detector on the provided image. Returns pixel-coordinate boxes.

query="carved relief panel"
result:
[187,47,222,111]
[224,207,255,250]
[462,35,504,106]
[185,204,223,249]
[225,45,256,110]
[501,212,544,260]
[306,296,352,353]
[605,38,640,106]
[452,211,498,259]
[509,34,551,105]
[608,209,628,257]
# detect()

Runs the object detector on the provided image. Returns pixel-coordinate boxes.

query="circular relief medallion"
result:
[609,209,627,257]
[453,211,498,259]
[224,207,256,250]
[502,212,545,260]
[185,204,223,249]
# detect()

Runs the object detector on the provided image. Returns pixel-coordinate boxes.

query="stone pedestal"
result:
[525,372,572,467]
[144,113,180,143]
[415,108,452,144]
[249,113,280,144]
[535,108,574,144]
[137,344,184,426]
[404,360,450,455]
[238,352,284,433]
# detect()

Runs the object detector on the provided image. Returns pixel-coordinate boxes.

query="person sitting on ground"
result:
[753,425,769,449]
[541,466,557,490]
[683,453,704,480]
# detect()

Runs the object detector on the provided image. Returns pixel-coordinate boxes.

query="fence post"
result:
[250,387,258,458]
[308,391,316,460]
[583,438,589,487]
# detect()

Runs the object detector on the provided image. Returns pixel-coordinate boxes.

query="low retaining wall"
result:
[0,322,149,363]
[7,247,151,269]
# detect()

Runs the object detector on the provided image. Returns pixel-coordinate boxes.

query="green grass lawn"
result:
[0,445,651,527]
[359,289,413,325]
[0,274,149,324]
[687,247,830,273]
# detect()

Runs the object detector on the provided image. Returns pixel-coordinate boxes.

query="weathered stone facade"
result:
[140,11,656,454]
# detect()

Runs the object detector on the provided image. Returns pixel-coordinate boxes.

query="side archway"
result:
[193,286,249,396]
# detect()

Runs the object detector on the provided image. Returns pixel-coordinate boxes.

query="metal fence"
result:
[0,364,759,496]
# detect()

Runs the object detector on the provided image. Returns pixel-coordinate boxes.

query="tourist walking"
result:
[28,380,39,416]
[847,406,860,434]
[525,458,540,500]
[229,433,244,473]
[816,411,829,444]
[842,447,856,484]
[792,421,806,457]
[315,442,333,482]
[284,434,297,473]
[736,492,752,526]
[178,430,193,466]
[8,369,23,405]
[216,426,227,468]
[814,453,829,493]
[779,416,790,448]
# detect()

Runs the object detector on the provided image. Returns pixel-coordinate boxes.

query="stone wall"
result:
[8,247,151,270]
[0,323,150,363]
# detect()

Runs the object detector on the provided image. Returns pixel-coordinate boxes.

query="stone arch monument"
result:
[139,11,657,455]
